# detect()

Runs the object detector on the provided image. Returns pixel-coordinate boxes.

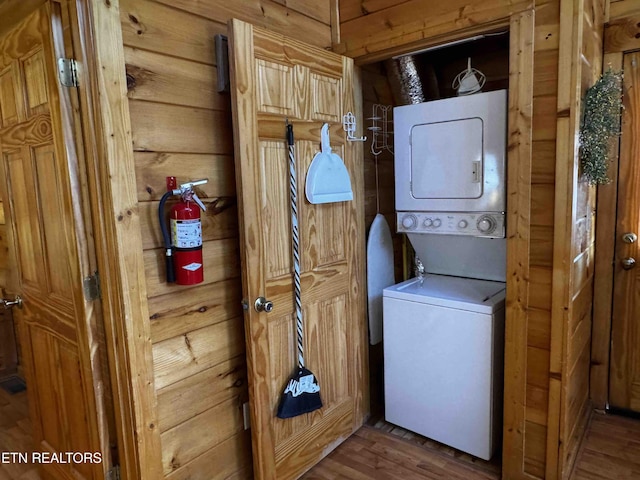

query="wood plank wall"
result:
[335,1,600,479]
[548,0,605,478]
[117,0,335,477]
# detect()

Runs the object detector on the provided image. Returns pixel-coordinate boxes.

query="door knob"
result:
[622,232,638,244]
[254,297,274,313]
[622,257,636,270]
[1,295,22,309]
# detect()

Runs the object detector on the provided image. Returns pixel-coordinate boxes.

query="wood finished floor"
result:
[0,386,40,480]
[571,412,640,480]
[303,412,640,479]
[2,391,639,480]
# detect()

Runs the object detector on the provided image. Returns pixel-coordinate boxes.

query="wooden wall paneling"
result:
[152,316,245,391]
[605,13,640,52]
[591,51,623,409]
[548,0,605,478]
[153,0,332,48]
[148,278,242,343]
[124,47,225,110]
[608,0,640,20]
[129,101,233,154]
[502,10,535,480]
[120,0,224,65]
[156,353,247,432]
[160,396,245,475]
[71,0,164,478]
[562,0,603,473]
[547,0,583,475]
[335,0,531,61]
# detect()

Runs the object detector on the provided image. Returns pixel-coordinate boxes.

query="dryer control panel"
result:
[397,211,505,238]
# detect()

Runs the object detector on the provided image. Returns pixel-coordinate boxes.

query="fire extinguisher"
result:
[158,177,208,285]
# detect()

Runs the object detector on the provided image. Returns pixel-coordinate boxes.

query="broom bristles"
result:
[277,367,323,419]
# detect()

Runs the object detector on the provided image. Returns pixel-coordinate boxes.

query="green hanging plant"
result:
[579,68,623,185]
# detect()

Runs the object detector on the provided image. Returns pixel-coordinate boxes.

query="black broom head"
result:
[277,367,322,419]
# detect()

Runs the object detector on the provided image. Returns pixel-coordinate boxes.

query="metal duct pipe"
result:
[384,56,425,105]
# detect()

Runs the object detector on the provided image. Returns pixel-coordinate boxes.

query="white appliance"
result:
[382,90,508,460]
[383,275,505,460]
[394,89,507,223]
[393,89,508,281]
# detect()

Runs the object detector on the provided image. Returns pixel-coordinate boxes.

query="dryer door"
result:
[411,117,483,200]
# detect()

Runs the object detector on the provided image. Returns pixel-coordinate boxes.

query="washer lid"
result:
[383,274,505,314]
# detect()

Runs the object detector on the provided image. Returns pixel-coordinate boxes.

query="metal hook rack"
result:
[368,104,394,156]
[342,112,367,142]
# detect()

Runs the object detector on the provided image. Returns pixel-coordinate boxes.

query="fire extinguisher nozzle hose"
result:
[159,190,176,283]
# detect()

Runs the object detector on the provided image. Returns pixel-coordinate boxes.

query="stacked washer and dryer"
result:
[383,89,507,461]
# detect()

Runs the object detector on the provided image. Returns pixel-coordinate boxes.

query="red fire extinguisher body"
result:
[170,199,204,285]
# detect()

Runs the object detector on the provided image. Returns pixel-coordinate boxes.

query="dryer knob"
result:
[477,215,497,234]
[433,218,442,228]
[423,218,433,228]
[458,219,468,229]
[401,214,418,230]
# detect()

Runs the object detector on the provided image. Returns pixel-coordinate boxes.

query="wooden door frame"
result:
[0,0,161,480]
[0,0,162,478]
[591,12,640,411]
[349,10,535,479]
[58,1,163,479]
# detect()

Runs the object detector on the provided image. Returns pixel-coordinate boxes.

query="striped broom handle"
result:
[287,121,305,369]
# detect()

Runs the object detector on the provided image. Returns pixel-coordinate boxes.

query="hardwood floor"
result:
[571,412,640,480]
[304,412,640,479]
[0,385,40,480]
[303,419,500,480]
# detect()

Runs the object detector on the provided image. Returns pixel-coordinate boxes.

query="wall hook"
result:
[343,112,366,142]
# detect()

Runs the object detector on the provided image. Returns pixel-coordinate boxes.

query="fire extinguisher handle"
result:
[165,248,176,283]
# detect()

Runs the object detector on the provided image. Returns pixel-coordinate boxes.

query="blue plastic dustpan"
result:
[305,124,353,204]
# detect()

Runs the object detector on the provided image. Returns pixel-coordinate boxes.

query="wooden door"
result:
[0,3,114,478]
[610,51,640,413]
[228,19,367,480]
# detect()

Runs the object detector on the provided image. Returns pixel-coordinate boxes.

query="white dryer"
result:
[383,274,505,460]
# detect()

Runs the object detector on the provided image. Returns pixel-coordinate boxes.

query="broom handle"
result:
[287,121,305,369]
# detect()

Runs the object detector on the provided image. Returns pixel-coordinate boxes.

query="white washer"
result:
[383,274,505,460]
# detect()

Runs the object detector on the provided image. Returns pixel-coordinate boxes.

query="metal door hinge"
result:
[107,465,121,480]
[58,58,79,87]
[83,272,101,301]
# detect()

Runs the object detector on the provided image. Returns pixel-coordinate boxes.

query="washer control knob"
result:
[477,215,497,234]
[433,218,442,228]
[423,218,433,228]
[458,219,468,229]
[401,214,418,230]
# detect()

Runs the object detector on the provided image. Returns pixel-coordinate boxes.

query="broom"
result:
[277,120,323,419]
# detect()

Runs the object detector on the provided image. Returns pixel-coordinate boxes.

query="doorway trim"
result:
[62,1,163,478]
[347,10,535,479]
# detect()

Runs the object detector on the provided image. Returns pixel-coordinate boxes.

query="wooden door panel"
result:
[0,63,24,127]
[22,49,49,117]
[0,4,113,479]
[32,142,74,302]
[4,147,45,286]
[610,51,640,412]
[230,19,367,480]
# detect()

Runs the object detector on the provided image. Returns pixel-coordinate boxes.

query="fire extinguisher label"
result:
[171,219,202,248]
[182,262,203,271]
